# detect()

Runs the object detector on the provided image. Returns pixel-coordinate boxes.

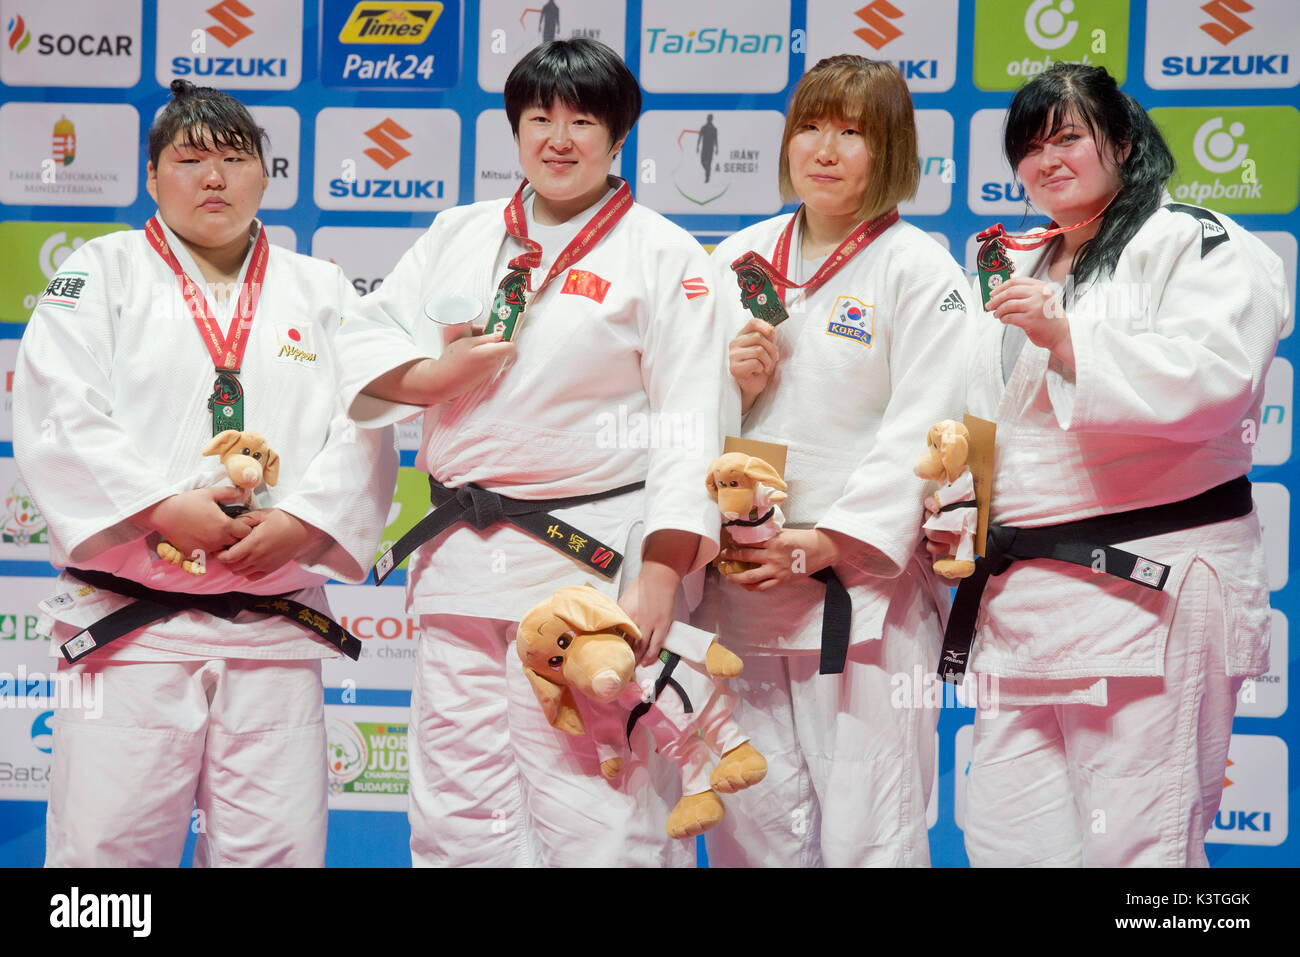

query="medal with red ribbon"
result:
[976,197,1116,307]
[729,206,900,325]
[146,216,268,436]
[492,178,633,341]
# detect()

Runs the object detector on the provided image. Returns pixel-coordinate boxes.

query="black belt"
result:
[811,567,851,675]
[626,650,693,742]
[938,476,1254,683]
[58,569,359,663]
[372,476,645,585]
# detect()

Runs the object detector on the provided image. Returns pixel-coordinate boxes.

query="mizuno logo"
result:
[940,289,966,312]
[363,118,412,170]
[854,0,904,50]
[1199,0,1254,46]
[206,0,255,48]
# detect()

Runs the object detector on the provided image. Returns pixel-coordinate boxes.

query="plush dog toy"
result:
[916,420,977,579]
[517,585,767,839]
[156,429,280,575]
[706,452,788,575]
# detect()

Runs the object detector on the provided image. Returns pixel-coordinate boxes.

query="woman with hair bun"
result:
[699,55,971,867]
[15,79,397,866]
[933,62,1288,867]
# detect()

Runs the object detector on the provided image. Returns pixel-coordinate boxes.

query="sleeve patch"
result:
[940,289,967,312]
[37,271,90,311]
[1163,203,1230,258]
[681,277,710,300]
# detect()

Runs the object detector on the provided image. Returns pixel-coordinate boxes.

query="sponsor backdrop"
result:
[0,0,1296,867]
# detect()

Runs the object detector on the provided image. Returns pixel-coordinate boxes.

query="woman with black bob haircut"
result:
[933,62,1289,867]
[338,38,729,867]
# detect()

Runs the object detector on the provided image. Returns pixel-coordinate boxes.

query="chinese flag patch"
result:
[561,268,611,304]
[681,277,710,300]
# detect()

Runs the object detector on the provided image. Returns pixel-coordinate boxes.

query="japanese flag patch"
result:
[274,323,318,364]
[826,295,874,346]
[37,271,90,312]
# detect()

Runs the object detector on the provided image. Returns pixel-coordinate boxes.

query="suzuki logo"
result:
[1199,0,1253,46]
[854,0,903,50]
[206,0,255,48]
[363,118,412,170]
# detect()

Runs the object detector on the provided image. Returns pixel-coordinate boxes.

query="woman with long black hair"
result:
[937,63,1288,867]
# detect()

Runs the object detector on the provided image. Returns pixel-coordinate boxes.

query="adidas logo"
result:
[940,289,967,312]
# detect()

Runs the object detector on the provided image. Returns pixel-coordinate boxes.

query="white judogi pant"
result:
[46,657,327,867]
[965,561,1243,867]
[407,614,694,868]
[703,578,941,868]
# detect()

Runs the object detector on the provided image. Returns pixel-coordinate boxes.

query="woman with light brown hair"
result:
[696,55,970,866]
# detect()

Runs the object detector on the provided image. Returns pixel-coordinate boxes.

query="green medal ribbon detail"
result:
[488,269,529,341]
[208,371,244,434]
[976,225,1015,308]
[733,259,789,325]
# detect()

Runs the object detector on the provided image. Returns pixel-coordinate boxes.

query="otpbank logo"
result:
[314,108,459,211]
[320,0,459,89]
[156,0,301,90]
[639,0,790,94]
[973,0,1128,90]
[805,0,958,92]
[1145,0,1297,89]
[1151,106,1300,213]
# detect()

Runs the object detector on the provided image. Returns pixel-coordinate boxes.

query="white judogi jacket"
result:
[13,218,399,660]
[705,213,972,653]
[965,202,1287,695]
[338,186,728,621]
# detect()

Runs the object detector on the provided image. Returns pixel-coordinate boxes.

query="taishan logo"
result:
[363,118,412,169]
[206,0,254,48]
[7,14,30,52]
[854,0,903,50]
[338,3,442,44]
[1199,0,1253,46]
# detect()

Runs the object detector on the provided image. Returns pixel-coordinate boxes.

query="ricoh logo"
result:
[854,0,903,49]
[644,25,783,55]
[1024,0,1078,49]
[1200,0,1254,44]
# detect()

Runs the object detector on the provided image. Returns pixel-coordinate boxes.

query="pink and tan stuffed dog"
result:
[916,420,977,579]
[706,452,788,575]
[517,585,767,839]
[156,429,280,575]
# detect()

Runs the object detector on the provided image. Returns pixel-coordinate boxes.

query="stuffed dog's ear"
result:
[743,456,787,492]
[261,448,280,487]
[203,430,243,459]
[940,431,969,484]
[522,667,586,736]
[705,469,721,501]
[550,586,643,643]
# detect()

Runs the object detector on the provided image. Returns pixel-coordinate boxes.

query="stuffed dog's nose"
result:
[590,670,625,702]
[237,464,262,488]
